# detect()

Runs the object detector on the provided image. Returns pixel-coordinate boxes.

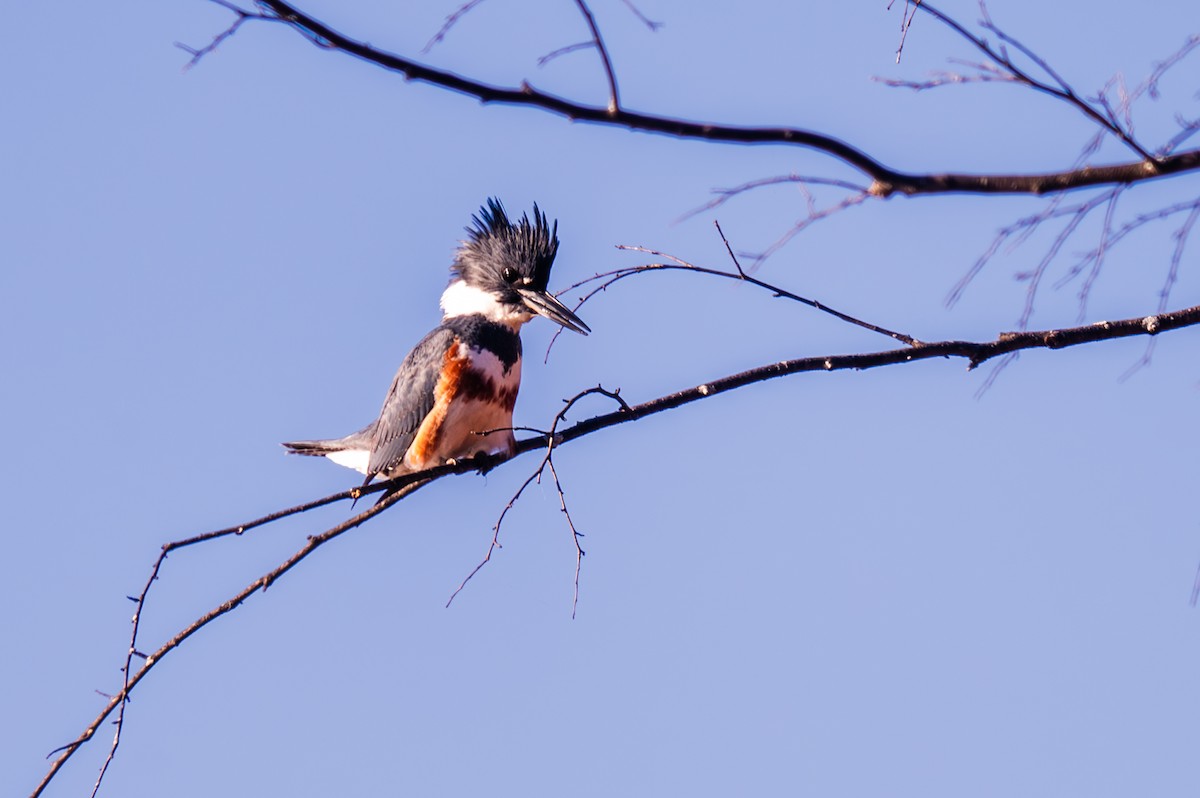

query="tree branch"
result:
[569,0,621,113]
[229,0,1200,198]
[421,0,487,54]
[448,386,629,615]
[34,479,427,798]
[916,0,1156,160]
[31,295,1200,797]
[175,0,270,70]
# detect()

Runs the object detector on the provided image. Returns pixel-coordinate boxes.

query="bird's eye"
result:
[501,267,520,284]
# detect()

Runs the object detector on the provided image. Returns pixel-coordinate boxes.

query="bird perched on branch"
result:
[283,199,589,486]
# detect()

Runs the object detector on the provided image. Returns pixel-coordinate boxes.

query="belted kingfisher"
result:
[283,199,589,484]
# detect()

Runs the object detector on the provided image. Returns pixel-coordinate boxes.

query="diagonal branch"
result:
[31,296,1200,797]
[915,0,1155,160]
[218,0,1200,197]
[34,479,428,798]
[555,241,918,348]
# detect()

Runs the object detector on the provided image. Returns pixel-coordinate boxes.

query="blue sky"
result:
[6,1,1200,796]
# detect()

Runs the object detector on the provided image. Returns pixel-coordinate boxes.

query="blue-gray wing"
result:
[367,326,457,479]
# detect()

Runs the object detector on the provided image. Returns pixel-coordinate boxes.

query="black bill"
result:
[518,289,591,335]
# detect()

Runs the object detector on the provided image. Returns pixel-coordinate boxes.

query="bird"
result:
[282,199,589,489]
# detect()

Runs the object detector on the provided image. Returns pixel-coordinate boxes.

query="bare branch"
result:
[570,0,621,113]
[446,464,539,605]
[175,1,269,70]
[618,0,663,32]
[740,191,873,269]
[973,350,1019,399]
[33,478,428,798]
[946,186,1127,311]
[890,0,922,64]
[226,1,1200,197]
[1098,195,1195,383]
[422,0,487,54]
[1013,203,1091,329]
[944,39,1200,319]
[713,220,747,277]
[680,174,871,221]
[959,190,1200,325]
[1162,115,1200,156]
[1145,34,1200,100]
[546,457,585,618]
[903,0,1158,161]
[563,243,918,346]
[1117,339,1156,382]
[32,296,1200,796]
[538,41,595,67]
[543,229,912,359]
[41,6,1200,791]
[1161,202,1200,313]
[876,55,1018,91]
[1054,187,1125,321]
[448,386,627,612]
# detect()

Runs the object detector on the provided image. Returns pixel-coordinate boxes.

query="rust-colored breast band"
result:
[407,341,467,467]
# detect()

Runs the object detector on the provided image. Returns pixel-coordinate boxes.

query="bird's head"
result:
[442,198,590,334]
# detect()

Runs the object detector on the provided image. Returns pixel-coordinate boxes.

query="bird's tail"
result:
[281,438,350,456]
[282,422,374,455]
[282,426,375,474]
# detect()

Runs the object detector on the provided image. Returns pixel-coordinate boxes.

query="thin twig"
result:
[176,1,268,70]
[891,0,922,64]
[570,0,621,113]
[712,221,919,344]
[448,386,628,610]
[538,41,594,66]
[1161,116,1200,157]
[1145,34,1200,99]
[1161,202,1200,314]
[617,0,662,31]
[1123,201,1200,380]
[422,0,487,54]
[680,175,871,222]
[1056,187,1124,321]
[545,457,585,618]
[554,239,919,346]
[875,58,1014,90]
[1014,203,1091,329]
[973,351,1019,399]
[741,192,873,269]
[914,0,1155,161]
[946,186,1122,310]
